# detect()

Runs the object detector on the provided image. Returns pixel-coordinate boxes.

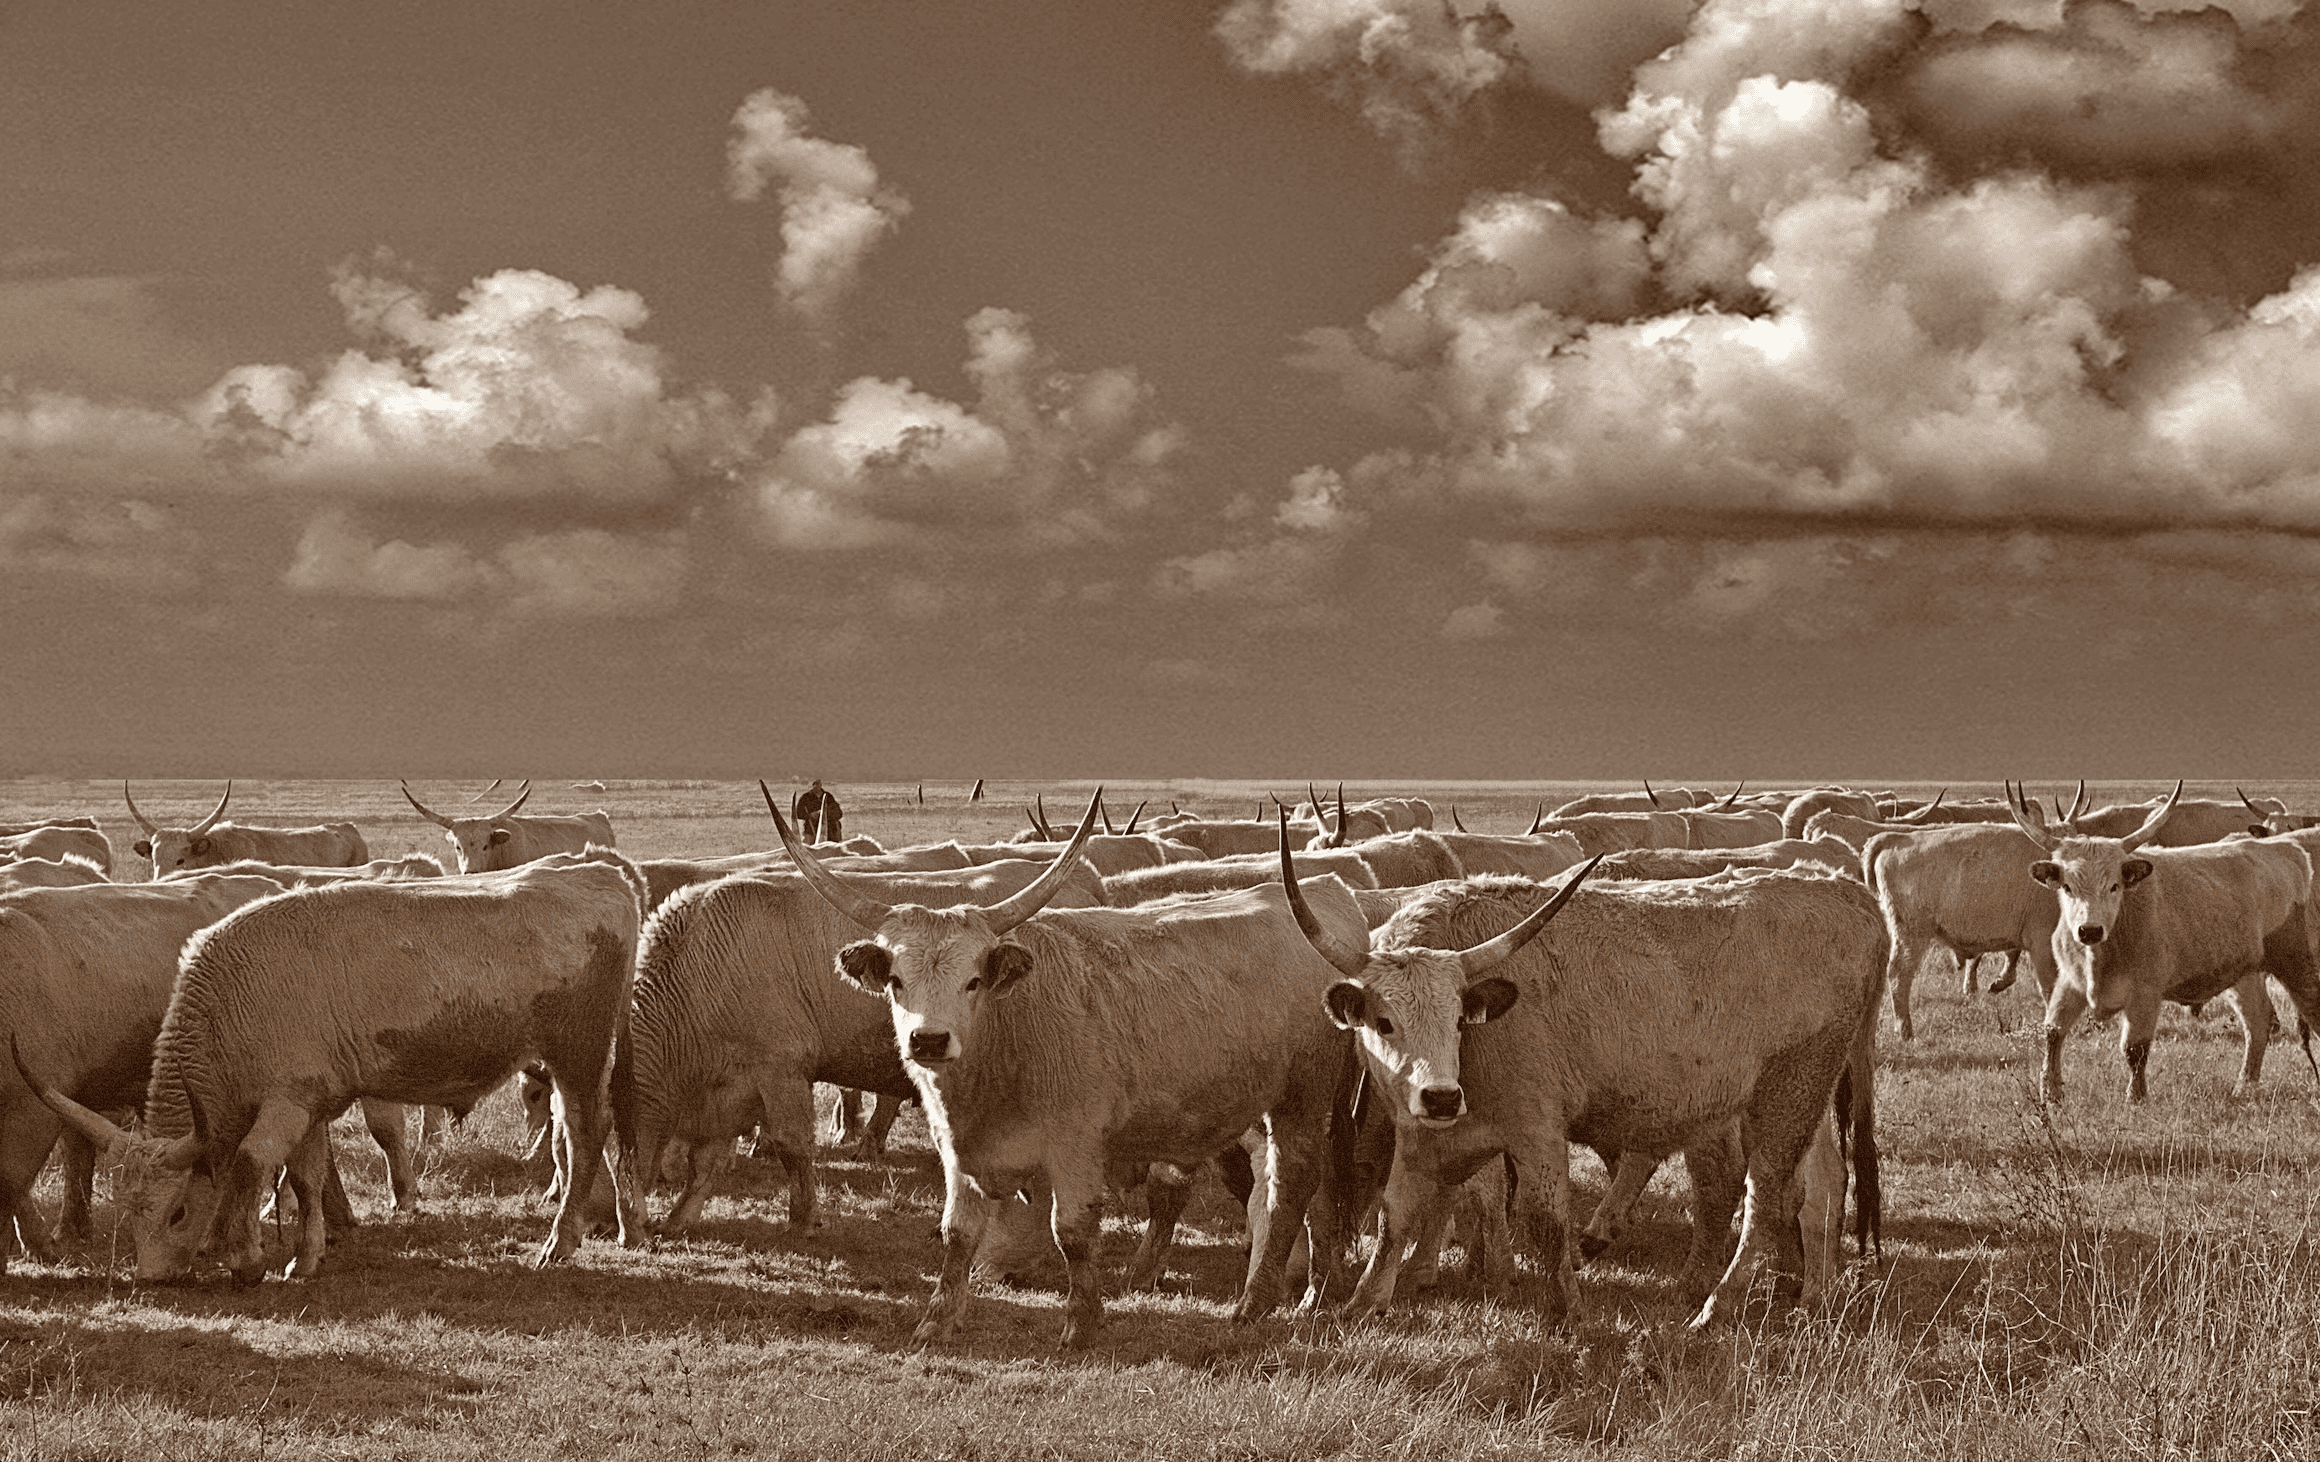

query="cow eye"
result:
[963,975,982,993]
[1375,1016,1396,1036]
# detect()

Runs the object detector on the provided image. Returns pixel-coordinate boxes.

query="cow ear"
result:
[1322,981,1370,1031]
[2249,824,2271,838]
[488,828,512,846]
[2122,858,2154,888]
[190,838,210,856]
[133,840,151,857]
[836,941,893,993]
[2030,861,2064,889]
[1461,977,1519,1026]
[982,942,1035,995]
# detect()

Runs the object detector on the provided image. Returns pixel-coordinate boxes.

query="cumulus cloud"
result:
[1156,467,1363,627]
[753,308,1183,550]
[284,510,687,618]
[1281,0,2320,548]
[0,495,201,590]
[727,89,911,321]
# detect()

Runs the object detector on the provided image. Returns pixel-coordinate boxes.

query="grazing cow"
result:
[0,874,330,1262]
[790,781,844,844]
[24,848,644,1283]
[0,855,110,892]
[766,789,1370,1349]
[1292,862,1883,1329]
[401,780,617,872]
[2,825,114,876]
[2007,786,2320,1103]
[615,855,1107,1236]
[123,783,367,878]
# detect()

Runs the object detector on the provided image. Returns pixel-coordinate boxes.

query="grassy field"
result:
[2,778,2317,1459]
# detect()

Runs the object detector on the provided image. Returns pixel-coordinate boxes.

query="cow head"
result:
[2009,780,2180,948]
[402,780,533,871]
[12,1040,218,1280]
[124,782,234,878]
[764,780,1100,1068]
[1281,815,1598,1129]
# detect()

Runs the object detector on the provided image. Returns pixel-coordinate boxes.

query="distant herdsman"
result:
[792,780,843,844]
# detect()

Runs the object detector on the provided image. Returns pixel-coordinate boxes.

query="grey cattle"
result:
[1592,839,1859,882]
[2060,786,2271,848]
[1104,847,1382,905]
[1350,831,1467,889]
[402,780,616,872]
[125,783,367,878]
[1780,789,1879,839]
[615,856,1106,1236]
[0,874,346,1262]
[1527,812,1693,858]
[767,791,1370,1349]
[1428,831,1587,881]
[1864,821,2067,1040]
[1293,864,1883,1329]
[1150,818,1322,859]
[0,855,110,892]
[2008,787,2320,1103]
[959,834,1201,878]
[158,854,444,887]
[1678,808,1788,848]
[2,826,114,876]
[26,849,644,1283]
[1552,783,1701,816]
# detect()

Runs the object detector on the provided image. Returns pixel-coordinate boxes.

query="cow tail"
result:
[1841,924,1886,1263]
[2297,1014,2319,1091]
[1323,1043,1367,1281]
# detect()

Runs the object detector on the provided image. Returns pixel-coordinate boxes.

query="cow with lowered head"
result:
[125,782,366,879]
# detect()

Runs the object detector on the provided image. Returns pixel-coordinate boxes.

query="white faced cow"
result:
[765,787,1371,1350]
[124,783,367,879]
[2008,784,2320,1103]
[402,780,616,872]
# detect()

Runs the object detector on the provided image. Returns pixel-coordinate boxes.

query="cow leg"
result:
[1344,1145,1449,1317]
[57,1130,95,1246]
[1125,1162,1192,1292]
[855,1093,901,1160]
[1578,1148,1660,1263]
[216,1099,318,1286]
[2042,979,2091,1103]
[916,1170,996,1346]
[1693,1076,1824,1330]
[1678,1125,1748,1304]
[1796,1112,1847,1310]
[320,1137,356,1233]
[538,1070,616,1265]
[1236,1110,1331,1324]
[2120,990,2166,1105]
[359,1098,420,1215]
[827,1087,864,1147]
[657,1140,733,1236]
[1462,1155,1514,1299]
[1885,931,1938,1041]
[1985,950,2022,995]
[0,1112,61,1267]
[2227,974,2275,1094]
[1500,1134,1578,1324]
[751,1076,821,1228]
[1048,1162,1109,1348]
[279,1123,334,1280]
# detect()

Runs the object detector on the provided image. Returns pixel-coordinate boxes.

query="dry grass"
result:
[2,778,2317,1459]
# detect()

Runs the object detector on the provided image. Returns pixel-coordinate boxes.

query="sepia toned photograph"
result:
[4,2,2319,1457]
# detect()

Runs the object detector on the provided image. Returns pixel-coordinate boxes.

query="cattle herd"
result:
[1,776,2315,1350]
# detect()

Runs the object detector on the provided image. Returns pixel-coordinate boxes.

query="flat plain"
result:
[1,776,2316,1460]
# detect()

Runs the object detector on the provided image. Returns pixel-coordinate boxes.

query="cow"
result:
[1104,849,1382,905]
[157,854,445,887]
[1592,839,1858,883]
[123,783,367,878]
[0,855,110,892]
[401,780,617,873]
[1527,811,1693,858]
[615,855,1109,1236]
[1800,798,1954,855]
[2006,786,2320,1103]
[1428,831,1588,881]
[2058,784,2273,848]
[1552,783,1701,816]
[1781,788,1880,839]
[1288,860,1884,1329]
[791,780,844,844]
[1150,817,1322,859]
[1,825,114,876]
[0,818,101,837]
[1679,808,1788,848]
[0,873,366,1263]
[960,833,1201,879]
[638,842,892,913]
[21,848,645,1283]
[765,787,1371,1349]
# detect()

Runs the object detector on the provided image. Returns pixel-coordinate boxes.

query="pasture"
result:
[2,776,2317,1460]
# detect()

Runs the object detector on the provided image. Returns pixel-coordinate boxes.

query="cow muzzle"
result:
[907,1030,955,1065]
[2076,925,2106,946]
[1417,1084,1465,1125]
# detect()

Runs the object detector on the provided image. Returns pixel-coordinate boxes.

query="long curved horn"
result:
[985,789,1104,936]
[1895,789,1946,825]
[1457,856,1602,979]
[401,780,456,830]
[1124,800,1146,835]
[1451,804,1468,833]
[762,780,894,932]
[2065,779,2089,823]
[1280,810,1368,979]
[1643,779,1662,809]
[1525,803,1547,836]
[1717,781,1746,811]
[466,777,505,805]
[492,781,533,819]
[1328,785,1350,849]
[186,781,232,837]
[12,1036,134,1153]
[2120,780,2184,854]
[1100,799,1117,837]
[1024,807,1045,838]
[2006,780,2060,852]
[2239,788,2270,821]
[122,782,158,835]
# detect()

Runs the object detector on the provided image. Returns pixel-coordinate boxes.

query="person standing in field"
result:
[792,780,844,843]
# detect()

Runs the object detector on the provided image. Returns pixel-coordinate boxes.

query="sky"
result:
[8,0,2320,781]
